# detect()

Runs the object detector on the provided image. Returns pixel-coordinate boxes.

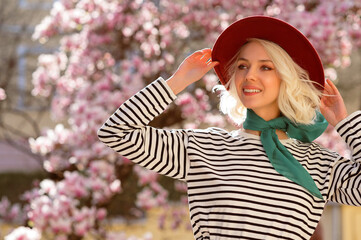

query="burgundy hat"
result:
[212,16,324,89]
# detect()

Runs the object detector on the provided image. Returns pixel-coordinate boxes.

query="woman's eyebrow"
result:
[237,57,273,63]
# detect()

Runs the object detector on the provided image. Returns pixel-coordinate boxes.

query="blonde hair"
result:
[215,38,323,125]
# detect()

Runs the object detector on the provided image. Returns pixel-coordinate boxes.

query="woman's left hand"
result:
[320,79,348,127]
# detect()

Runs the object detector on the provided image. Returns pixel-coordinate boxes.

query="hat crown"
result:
[212,16,324,89]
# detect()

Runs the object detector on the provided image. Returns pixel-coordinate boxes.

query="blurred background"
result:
[0,0,360,239]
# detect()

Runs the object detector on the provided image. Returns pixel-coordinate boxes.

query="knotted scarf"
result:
[243,109,328,199]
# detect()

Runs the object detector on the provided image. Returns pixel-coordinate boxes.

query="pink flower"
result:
[315,125,350,158]
[44,155,69,173]
[57,171,89,198]
[5,227,41,240]
[136,188,157,210]
[324,68,338,81]
[39,179,57,196]
[175,181,187,193]
[49,217,72,234]
[110,180,122,193]
[0,88,6,100]
[29,136,53,156]
[96,208,107,220]
[0,197,25,223]
[74,221,88,236]
[134,166,158,185]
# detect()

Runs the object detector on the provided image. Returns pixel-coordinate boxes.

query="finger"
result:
[322,88,331,99]
[321,88,334,105]
[326,79,341,96]
[322,80,336,97]
[193,49,208,57]
[322,90,336,104]
[324,79,335,94]
[201,48,212,54]
[200,51,212,60]
[198,48,211,56]
[207,61,219,67]
[205,55,214,64]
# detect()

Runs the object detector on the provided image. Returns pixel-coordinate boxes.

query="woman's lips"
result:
[243,88,262,96]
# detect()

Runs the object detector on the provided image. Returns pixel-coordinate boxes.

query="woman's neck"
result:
[252,107,281,122]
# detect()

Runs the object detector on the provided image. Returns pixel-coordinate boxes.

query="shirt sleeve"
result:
[326,111,361,205]
[97,77,190,181]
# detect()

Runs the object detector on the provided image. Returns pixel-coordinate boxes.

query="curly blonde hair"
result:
[215,38,323,125]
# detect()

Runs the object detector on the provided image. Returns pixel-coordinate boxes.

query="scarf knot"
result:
[264,117,288,130]
[243,109,328,199]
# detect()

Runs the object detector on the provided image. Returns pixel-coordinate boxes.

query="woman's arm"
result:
[166,48,218,94]
[320,80,361,204]
[97,78,190,180]
[326,111,361,204]
[97,49,218,180]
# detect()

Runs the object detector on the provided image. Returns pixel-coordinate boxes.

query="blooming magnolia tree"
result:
[4,0,361,239]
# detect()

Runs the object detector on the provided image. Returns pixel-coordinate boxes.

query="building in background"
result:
[0,0,57,172]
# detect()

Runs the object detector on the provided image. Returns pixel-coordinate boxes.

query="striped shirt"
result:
[98,78,361,240]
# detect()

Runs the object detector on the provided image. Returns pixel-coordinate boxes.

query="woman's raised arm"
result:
[166,48,219,95]
[97,49,218,180]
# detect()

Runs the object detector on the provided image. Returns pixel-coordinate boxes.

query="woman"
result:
[98,16,361,239]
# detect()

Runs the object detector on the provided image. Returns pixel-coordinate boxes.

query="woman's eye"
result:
[262,65,273,71]
[238,64,247,70]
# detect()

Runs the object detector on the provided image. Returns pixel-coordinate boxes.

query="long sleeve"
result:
[326,111,361,205]
[97,77,190,180]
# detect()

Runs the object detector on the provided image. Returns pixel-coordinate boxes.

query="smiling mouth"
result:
[243,89,261,93]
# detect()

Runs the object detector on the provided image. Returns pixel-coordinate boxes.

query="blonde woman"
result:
[98,16,360,239]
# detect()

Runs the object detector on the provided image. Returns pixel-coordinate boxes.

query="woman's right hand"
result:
[166,48,219,95]
[320,79,348,127]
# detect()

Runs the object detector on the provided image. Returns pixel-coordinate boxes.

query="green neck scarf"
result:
[243,109,328,199]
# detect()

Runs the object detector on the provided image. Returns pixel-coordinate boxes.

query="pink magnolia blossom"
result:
[96,208,107,220]
[44,154,70,173]
[136,188,158,210]
[29,136,54,156]
[49,217,72,234]
[176,88,212,125]
[57,171,89,199]
[315,125,351,158]
[24,160,123,237]
[5,227,41,240]
[0,88,6,100]
[106,232,153,240]
[73,207,96,236]
[174,181,187,193]
[134,165,159,186]
[0,197,25,223]
[39,179,57,196]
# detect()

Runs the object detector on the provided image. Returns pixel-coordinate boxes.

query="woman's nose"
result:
[245,66,257,81]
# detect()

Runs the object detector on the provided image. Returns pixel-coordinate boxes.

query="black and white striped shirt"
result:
[98,78,361,240]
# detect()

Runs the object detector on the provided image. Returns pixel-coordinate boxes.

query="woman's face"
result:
[234,41,282,120]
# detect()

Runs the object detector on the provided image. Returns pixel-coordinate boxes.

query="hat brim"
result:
[211,16,324,90]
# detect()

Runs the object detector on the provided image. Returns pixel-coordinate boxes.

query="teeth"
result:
[244,89,261,93]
